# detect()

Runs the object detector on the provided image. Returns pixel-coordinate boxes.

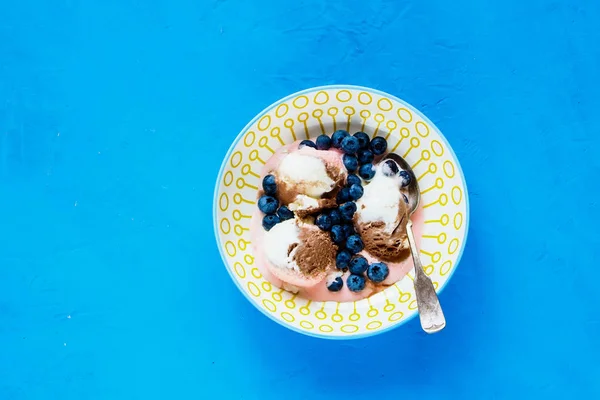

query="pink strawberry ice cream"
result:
[250,134,424,302]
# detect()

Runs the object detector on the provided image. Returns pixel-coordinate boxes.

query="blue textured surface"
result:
[1,0,599,399]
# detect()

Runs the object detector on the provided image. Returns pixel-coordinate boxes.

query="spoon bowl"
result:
[383,153,420,215]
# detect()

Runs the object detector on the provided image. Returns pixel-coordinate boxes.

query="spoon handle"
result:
[406,219,446,333]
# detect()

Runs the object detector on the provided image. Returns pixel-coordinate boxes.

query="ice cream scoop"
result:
[383,153,446,334]
[263,218,336,288]
[273,147,345,216]
[354,162,411,262]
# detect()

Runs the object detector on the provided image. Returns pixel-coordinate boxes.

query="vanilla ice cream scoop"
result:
[273,146,346,215]
[263,218,302,273]
[278,152,335,198]
[355,160,407,234]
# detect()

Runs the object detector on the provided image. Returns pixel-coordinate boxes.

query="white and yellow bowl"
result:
[214,85,469,339]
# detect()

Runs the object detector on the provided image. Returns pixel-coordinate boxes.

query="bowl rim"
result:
[213,84,470,339]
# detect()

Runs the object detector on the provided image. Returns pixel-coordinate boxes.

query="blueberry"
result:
[332,130,349,148]
[299,139,317,149]
[346,174,361,187]
[347,274,366,292]
[367,262,389,283]
[262,174,277,196]
[336,250,352,269]
[399,170,412,187]
[342,223,355,239]
[330,225,345,244]
[341,136,360,154]
[349,255,369,274]
[346,234,364,254]
[327,276,343,292]
[382,159,399,177]
[343,154,358,172]
[262,214,280,231]
[370,137,388,155]
[402,194,409,204]
[315,213,333,231]
[316,134,332,150]
[353,132,370,149]
[277,206,294,221]
[329,209,341,225]
[357,149,374,165]
[339,202,357,221]
[358,163,376,180]
[258,195,278,214]
[349,184,363,200]
[336,187,350,204]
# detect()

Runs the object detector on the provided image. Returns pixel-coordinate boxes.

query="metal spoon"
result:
[383,153,446,333]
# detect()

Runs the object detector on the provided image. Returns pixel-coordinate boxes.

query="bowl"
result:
[214,85,469,339]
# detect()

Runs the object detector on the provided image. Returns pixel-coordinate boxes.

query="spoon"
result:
[383,153,446,334]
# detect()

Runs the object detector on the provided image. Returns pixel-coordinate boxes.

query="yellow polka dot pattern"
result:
[215,86,468,337]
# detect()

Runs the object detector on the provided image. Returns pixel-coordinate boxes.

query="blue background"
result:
[1,0,599,399]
